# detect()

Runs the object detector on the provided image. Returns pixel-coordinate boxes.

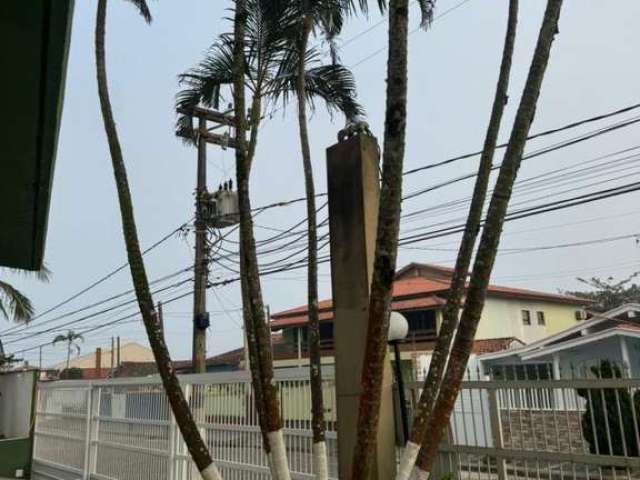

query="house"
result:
[51,341,155,379]
[478,303,640,379]
[262,263,591,378]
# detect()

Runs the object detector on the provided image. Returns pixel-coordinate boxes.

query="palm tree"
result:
[52,330,83,372]
[177,3,360,477]
[397,1,519,478]
[349,0,434,478]
[280,4,361,476]
[0,267,50,324]
[413,1,564,476]
[94,2,222,479]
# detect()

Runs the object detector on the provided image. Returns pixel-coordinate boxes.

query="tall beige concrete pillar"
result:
[326,133,397,480]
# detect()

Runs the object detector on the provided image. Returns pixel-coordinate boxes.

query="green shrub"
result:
[577,361,640,457]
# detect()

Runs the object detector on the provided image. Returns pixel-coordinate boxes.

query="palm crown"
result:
[175,0,364,140]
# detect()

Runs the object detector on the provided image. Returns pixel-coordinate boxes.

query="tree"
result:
[176,2,360,477]
[53,330,83,371]
[564,272,640,313]
[397,2,520,478]
[577,361,640,457]
[414,1,564,477]
[0,267,50,324]
[284,3,361,477]
[94,1,222,478]
[349,0,434,478]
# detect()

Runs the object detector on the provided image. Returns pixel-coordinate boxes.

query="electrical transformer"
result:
[203,189,240,228]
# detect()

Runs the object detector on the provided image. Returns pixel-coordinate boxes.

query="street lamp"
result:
[389,311,409,444]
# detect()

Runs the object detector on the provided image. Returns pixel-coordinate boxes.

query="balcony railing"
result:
[272,329,437,359]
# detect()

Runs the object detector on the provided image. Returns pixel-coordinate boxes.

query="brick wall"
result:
[501,409,587,453]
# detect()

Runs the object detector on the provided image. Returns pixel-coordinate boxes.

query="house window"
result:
[575,310,585,321]
[403,310,437,340]
[536,311,546,326]
[521,310,531,326]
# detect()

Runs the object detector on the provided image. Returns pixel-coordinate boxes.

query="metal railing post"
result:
[82,385,94,480]
[168,405,177,480]
[488,387,507,480]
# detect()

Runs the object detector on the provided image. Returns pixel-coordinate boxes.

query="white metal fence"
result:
[32,369,337,480]
[414,377,640,480]
[33,369,640,480]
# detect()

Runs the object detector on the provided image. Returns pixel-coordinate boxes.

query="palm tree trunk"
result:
[240,252,270,451]
[413,1,563,476]
[296,20,328,480]
[66,342,71,371]
[396,2,519,478]
[351,0,410,477]
[232,1,290,478]
[94,2,221,479]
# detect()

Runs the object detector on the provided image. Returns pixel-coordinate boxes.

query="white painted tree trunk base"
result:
[268,429,292,480]
[200,462,223,480]
[396,441,420,480]
[412,466,429,480]
[313,441,329,480]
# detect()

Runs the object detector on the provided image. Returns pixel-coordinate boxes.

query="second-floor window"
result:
[403,309,437,339]
[537,311,546,325]
[521,310,531,326]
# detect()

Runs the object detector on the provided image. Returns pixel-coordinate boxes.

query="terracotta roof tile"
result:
[271,263,589,328]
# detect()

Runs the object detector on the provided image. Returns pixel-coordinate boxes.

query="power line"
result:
[9,178,640,354]
[10,219,193,330]
[2,278,193,346]
[402,115,640,201]
[0,266,193,337]
[11,289,194,356]
[351,0,474,68]
[402,103,640,175]
[401,232,640,254]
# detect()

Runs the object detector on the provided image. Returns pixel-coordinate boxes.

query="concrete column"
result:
[620,336,631,377]
[552,353,564,409]
[326,133,396,480]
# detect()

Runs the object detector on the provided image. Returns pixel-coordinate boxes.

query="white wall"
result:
[0,371,35,439]
[478,297,581,344]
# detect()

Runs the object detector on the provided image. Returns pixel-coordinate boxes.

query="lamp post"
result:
[389,311,410,444]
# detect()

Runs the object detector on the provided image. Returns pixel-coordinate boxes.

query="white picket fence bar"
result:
[32,368,640,480]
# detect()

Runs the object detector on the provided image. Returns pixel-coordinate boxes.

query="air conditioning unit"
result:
[204,189,239,228]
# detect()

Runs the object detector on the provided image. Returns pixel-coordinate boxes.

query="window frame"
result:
[536,311,546,326]
[521,309,531,326]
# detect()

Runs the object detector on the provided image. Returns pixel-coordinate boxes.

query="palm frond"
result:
[52,334,67,345]
[418,0,436,29]
[124,0,153,24]
[175,38,236,142]
[36,264,52,282]
[1,264,51,282]
[269,47,364,122]
[355,0,387,16]
[0,281,34,323]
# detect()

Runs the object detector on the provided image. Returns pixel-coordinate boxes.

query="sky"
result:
[3,0,640,368]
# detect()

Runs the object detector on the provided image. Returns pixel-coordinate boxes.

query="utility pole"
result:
[116,336,121,368]
[192,115,209,373]
[177,105,239,374]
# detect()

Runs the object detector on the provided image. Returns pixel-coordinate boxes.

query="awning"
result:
[0,1,74,270]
